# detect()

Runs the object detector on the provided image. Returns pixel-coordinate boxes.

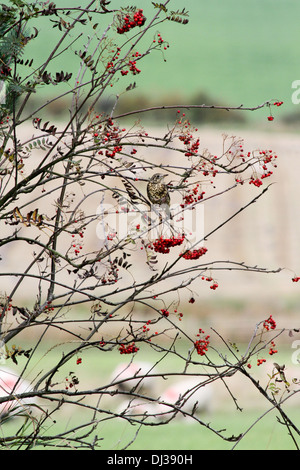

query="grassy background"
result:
[1,336,300,450]
[18,0,300,123]
[3,396,299,450]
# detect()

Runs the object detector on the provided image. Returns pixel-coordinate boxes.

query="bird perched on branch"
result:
[147,173,172,219]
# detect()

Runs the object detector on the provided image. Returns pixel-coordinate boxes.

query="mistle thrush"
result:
[147,173,172,219]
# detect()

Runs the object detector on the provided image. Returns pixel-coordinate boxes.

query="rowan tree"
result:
[0,0,298,450]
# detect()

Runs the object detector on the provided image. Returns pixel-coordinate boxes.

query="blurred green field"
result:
[20,0,300,122]
[1,338,299,450]
[3,406,299,450]
[93,410,300,450]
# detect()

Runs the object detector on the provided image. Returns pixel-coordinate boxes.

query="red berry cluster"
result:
[249,177,263,187]
[267,100,283,120]
[153,33,169,51]
[249,151,277,187]
[177,117,219,181]
[44,301,55,312]
[71,226,85,255]
[233,146,278,185]
[261,150,277,164]
[100,259,120,285]
[120,51,142,76]
[104,48,121,75]
[95,117,122,141]
[194,329,210,356]
[269,341,278,356]
[178,131,200,157]
[4,296,12,313]
[261,170,273,180]
[128,60,141,75]
[106,231,116,241]
[94,117,128,159]
[157,33,164,45]
[185,139,200,157]
[65,373,79,390]
[210,283,218,290]
[0,115,10,125]
[161,308,169,317]
[152,235,185,254]
[292,276,300,282]
[117,9,146,34]
[0,64,12,76]
[72,242,84,255]
[263,315,276,331]
[257,358,266,366]
[180,185,205,208]
[201,163,218,179]
[106,60,114,72]
[76,357,82,365]
[228,143,249,160]
[200,275,219,290]
[143,319,151,333]
[104,145,123,158]
[119,342,139,354]
[235,178,244,185]
[181,247,207,260]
